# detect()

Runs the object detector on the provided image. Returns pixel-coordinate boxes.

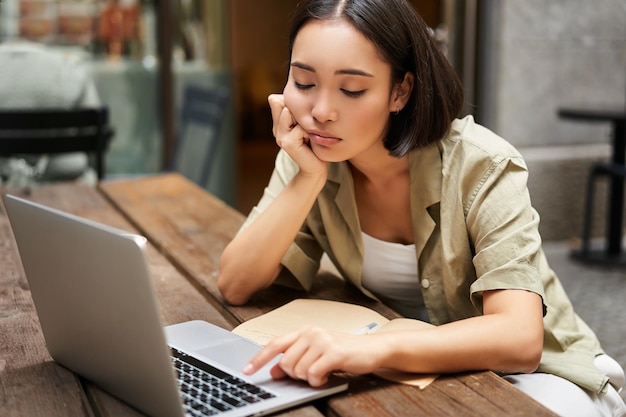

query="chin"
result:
[311,145,347,163]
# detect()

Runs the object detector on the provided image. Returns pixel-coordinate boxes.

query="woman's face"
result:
[284,19,399,162]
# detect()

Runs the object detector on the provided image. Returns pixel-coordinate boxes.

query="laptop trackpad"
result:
[165,320,274,376]
[197,337,262,371]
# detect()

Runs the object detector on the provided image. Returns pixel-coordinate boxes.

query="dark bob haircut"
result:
[288,0,464,157]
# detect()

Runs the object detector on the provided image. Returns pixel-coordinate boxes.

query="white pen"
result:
[353,322,379,335]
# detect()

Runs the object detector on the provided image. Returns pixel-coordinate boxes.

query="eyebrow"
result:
[290,61,374,77]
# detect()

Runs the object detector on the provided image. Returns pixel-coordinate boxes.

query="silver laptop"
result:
[3,194,347,417]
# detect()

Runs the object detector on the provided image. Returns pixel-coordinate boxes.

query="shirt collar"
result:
[322,143,442,294]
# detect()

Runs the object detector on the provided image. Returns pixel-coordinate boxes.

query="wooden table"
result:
[0,173,558,417]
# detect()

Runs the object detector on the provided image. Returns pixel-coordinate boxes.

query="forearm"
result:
[376,291,544,375]
[377,314,543,375]
[218,172,326,305]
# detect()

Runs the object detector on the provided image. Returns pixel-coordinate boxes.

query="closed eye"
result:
[342,89,365,98]
[295,82,314,91]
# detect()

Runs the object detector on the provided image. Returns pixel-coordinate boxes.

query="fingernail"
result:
[243,363,254,374]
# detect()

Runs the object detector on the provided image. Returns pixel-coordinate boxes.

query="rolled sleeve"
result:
[466,157,546,306]
[279,230,323,290]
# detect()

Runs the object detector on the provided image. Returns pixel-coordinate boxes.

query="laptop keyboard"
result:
[171,347,276,416]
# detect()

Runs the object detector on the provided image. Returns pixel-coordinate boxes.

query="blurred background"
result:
[1,0,626,402]
[1,0,625,241]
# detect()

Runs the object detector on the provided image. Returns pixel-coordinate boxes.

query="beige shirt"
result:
[243,115,609,393]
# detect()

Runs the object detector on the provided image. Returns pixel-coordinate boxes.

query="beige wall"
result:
[483,0,626,240]
[490,0,625,148]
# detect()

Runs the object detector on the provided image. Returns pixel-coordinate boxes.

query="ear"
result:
[390,72,414,113]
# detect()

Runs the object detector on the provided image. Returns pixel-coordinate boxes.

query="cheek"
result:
[352,100,391,130]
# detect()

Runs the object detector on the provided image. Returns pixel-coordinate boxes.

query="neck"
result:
[349,152,409,185]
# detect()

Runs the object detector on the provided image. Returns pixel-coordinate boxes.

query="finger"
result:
[280,347,332,387]
[292,335,335,386]
[275,108,303,149]
[278,337,317,381]
[270,364,287,380]
[268,94,285,137]
[305,356,336,387]
[243,332,300,376]
[279,106,294,128]
[268,93,284,109]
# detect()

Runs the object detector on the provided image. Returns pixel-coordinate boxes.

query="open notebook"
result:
[3,194,347,417]
[232,299,438,389]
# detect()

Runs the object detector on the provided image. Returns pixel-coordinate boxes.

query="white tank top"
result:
[361,232,428,321]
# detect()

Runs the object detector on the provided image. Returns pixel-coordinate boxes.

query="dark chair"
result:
[170,85,230,188]
[558,107,626,264]
[0,107,114,180]
[578,161,626,263]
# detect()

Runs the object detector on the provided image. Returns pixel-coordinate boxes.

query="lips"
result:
[308,131,342,146]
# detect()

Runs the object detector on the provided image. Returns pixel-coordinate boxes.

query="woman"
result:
[218,1,626,415]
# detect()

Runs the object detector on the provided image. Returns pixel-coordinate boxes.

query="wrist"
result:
[294,167,328,193]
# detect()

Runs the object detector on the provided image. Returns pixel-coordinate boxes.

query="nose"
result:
[311,92,338,122]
